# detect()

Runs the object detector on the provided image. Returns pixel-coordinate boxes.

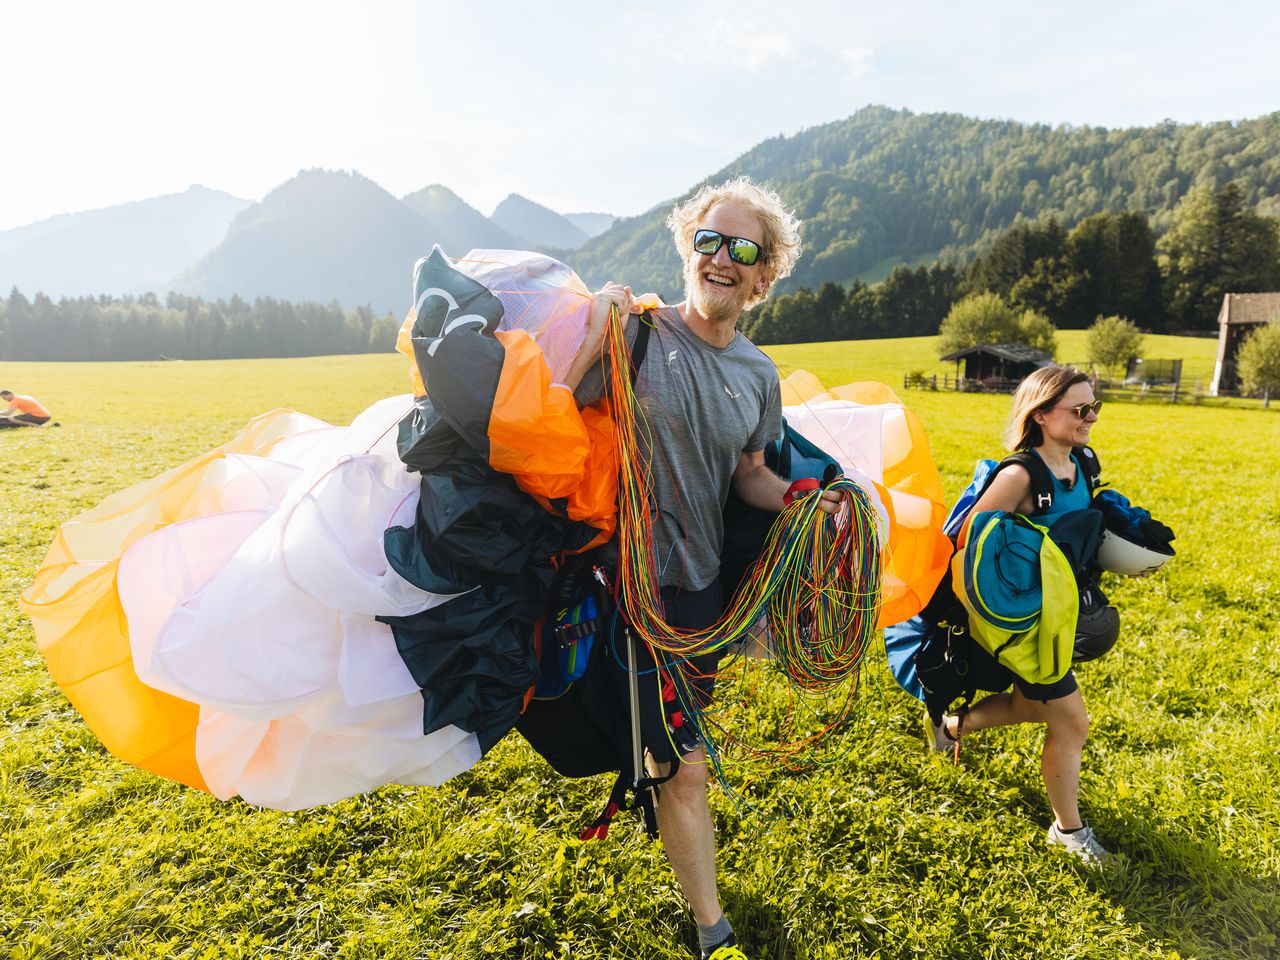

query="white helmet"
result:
[1097,529,1174,576]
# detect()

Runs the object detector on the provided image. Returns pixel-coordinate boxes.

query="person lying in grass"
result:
[0,389,53,427]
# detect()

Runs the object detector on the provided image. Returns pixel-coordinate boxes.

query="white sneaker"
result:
[923,709,951,752]
[1047,823,1110,865]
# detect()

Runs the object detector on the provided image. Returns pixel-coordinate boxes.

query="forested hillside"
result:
[573,106,1280,300]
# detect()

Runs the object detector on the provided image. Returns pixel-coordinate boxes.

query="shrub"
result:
[1237,321,1280,407]
[937,293,1058,358]
[1087,315,1144,379]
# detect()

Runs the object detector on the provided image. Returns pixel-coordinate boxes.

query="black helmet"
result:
[1073,602,1120,662]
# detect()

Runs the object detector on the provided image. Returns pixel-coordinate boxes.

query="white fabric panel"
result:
[783,399,891,541]
[117,394,487,810]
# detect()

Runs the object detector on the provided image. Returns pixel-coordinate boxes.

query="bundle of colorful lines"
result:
[601,306,884,776]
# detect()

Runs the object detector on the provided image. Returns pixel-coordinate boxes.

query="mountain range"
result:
[0,186,251,300]
[1,176,611,314]
[4,106,1278,313]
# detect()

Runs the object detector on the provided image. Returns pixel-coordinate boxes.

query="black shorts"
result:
[1012,669,1078,703]
[633,580,725,765]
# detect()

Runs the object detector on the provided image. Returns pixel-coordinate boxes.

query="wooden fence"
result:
[904,373,1187,402]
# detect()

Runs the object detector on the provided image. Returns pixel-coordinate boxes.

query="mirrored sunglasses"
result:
[692,228,764,266]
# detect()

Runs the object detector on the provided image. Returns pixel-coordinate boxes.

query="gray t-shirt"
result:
[577,306,783,589]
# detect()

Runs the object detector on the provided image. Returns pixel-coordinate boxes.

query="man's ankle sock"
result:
[697,916,734,953]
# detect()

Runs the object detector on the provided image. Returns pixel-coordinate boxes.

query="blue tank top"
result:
[1029,453,1090,522]
[1033,451,1092,522]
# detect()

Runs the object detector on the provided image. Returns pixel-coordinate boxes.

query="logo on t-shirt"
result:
[723,384,742,399]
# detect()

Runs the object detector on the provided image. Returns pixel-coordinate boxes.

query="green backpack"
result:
[952,510,1079,685]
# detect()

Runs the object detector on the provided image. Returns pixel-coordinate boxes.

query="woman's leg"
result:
[947,687,1089,828]
[1025,688,1089,829]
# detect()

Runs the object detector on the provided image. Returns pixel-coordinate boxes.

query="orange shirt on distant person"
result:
[9,395,50,417]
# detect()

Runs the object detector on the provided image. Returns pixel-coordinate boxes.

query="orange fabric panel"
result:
[489,330,591,501]
[875,482,952,628]
[564,400,619,533]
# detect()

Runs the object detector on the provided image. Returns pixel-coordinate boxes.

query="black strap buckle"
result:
[552,618,600,648]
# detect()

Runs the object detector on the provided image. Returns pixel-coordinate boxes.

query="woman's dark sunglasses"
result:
[692,228,764,266]
[1054,400,1103,419]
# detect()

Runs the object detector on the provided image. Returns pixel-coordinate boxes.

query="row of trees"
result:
[743,181,1280,345]
[0,290,402,361]
[742,263,959,345]
[933,289,1148,375]
[967,182,1280,331]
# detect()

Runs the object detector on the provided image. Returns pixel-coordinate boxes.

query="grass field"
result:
[2,335,1279,959]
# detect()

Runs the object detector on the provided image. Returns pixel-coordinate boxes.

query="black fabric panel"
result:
[381,445,598,744]
[388,453,595,584]
[516,633,633,779]
[408,247,504,365]
[396,396,465,474]
[381,526,471,595]
[381,569,550,745]
[384,285,607,757]
[417,330,505,462]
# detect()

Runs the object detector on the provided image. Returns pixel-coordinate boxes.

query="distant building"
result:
[1125,357,1182,385]
[939,343,1055,389]
[1210,293,1280,395]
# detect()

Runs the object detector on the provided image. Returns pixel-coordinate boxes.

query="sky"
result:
[3,0,1279,233]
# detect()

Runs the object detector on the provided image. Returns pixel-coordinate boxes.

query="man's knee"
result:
[655,753,710,804]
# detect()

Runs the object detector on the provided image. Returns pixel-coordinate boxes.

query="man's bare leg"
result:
[650,747,723,925]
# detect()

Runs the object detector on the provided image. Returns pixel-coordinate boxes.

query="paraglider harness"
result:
[909,446,1105,723]
[518,313,684,840]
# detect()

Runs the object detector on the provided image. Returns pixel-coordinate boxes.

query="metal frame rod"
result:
[625,625,644,787]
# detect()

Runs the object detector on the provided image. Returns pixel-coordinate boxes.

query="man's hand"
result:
[782,478,841,515]
[814,488,841,515]
[584,282,634,351]
[563,281,634,392]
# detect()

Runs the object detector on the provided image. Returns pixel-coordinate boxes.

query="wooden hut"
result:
[939,343,1055,391]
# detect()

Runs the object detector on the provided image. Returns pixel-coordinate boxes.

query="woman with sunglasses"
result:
[929,364,1110,864]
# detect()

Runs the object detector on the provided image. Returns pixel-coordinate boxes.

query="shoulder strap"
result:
[1072,444,1103,493]
[628,313,652,387]
[988,447,1102,516]
[973,451,1056,516]
[1003,451,1056,515]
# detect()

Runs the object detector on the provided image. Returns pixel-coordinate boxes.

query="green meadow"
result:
[2,334,1278,960]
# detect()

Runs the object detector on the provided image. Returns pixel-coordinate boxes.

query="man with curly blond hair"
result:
[562,177,831,960]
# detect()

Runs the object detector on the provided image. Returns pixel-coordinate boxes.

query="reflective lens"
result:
[692,228,763,266]
[1058,400,1103,419]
